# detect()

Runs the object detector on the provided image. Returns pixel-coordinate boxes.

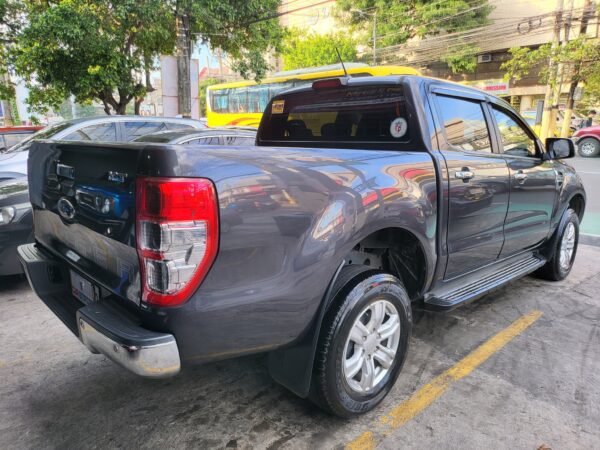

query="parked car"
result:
[132,126,256,145]
[0,116,205,275]
[0,177,31,275]
[0,116,206,178]
[573,125,600,157]
[20,75,585,417]
[0,125,44,152]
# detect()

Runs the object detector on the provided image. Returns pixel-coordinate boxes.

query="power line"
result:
[246,0,334,25]
[374,6,589,56]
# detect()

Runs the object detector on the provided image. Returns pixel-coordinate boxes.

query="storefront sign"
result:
[466,79,510,96]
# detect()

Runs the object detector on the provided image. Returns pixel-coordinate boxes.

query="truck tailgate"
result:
[28,141,143,304]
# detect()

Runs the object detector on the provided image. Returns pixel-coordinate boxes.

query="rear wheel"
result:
[577,137,600,157]
[536,208,579,281]
[310,267,412,417]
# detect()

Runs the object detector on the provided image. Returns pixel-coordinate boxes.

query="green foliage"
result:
[281,29,356,70]
[10,0,284,115]
[12,0,175,115]
[179,0,285,81]
[441,43,480,74]
[0,0,24,100]
[199,78,220,117]
[336,0,492,72]
[502,37,600,88]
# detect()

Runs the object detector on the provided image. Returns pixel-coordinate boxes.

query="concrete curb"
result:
[580,234,600,247]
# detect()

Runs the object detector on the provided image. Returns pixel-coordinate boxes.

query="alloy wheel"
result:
[342,299,401,394]
[559,222,576,270]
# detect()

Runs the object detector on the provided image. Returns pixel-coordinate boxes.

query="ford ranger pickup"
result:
[19,75,585,417]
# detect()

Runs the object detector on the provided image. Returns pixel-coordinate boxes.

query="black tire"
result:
[310,266,412,417]
[535,208,580,281]
[577,137,600,157]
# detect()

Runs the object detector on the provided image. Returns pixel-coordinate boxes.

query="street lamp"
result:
[351,8,377,65]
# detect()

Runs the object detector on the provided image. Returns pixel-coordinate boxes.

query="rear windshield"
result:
[258,85,412,148]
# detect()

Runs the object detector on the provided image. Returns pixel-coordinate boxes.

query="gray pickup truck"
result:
[19,75,585,417]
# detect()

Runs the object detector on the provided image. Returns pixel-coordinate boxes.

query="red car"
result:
[573,125,600,157]
[0,125,44,152]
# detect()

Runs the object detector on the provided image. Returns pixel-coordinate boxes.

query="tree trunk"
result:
[134,98,142,115]
[176,8,192,118]
[1,72,15,126]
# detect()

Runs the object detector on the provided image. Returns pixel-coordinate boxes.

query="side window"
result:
[63,122,118,142]
[124,121,166,141]
[492,107,538,158]
[437,95,492,153]
[4,133,28,148]
[236,137,256,145]
[165,122,192,131]
[183,136,220,145]
[223,135,255,145]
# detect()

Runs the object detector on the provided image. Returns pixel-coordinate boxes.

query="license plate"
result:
[70,270,99,304]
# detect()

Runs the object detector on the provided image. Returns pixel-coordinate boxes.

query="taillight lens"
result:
[136,177,219,307]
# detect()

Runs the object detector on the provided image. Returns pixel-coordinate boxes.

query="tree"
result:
[0,0,24,125]
[281,29,356,70]
[11,0,174,115]
[173,0,285,117]
[501,37,600,134]
[336,0,493,73]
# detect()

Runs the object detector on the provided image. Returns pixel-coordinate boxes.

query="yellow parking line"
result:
[345,310,543,450]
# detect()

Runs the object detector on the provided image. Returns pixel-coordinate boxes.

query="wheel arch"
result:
[575,134,600,143]
[568,192,585,221]
[268,224,430,399]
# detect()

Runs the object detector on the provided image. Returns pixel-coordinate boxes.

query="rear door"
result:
[488,104,557,255]
[433,92,510,279]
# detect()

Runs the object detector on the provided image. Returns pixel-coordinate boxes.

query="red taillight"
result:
[312,78,343,90]
[136,177,219,307]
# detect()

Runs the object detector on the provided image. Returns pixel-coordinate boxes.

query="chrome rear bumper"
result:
[77,307,181,379]
[18,243,181,379]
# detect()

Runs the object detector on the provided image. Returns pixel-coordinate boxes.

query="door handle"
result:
[514,171,527,183]
[455,169,474,181]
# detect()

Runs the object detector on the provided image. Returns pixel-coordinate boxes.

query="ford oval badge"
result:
[57,197,76,220]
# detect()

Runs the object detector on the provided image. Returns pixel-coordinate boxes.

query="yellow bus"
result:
[206,63,421,127]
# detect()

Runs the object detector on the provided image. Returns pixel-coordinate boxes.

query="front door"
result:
[489,105,557,256]
[434,94,510,279]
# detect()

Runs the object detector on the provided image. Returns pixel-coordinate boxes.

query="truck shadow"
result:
[0,274,28,294]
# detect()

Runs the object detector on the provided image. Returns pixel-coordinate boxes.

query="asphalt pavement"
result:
[0,153,598,449]
[1,245,600,449]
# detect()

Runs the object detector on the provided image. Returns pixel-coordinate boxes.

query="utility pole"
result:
[372,12,377,65]
[176,4,192,118]
[540,0,564,142]
[560,0,592,137]
[548,0,573,138]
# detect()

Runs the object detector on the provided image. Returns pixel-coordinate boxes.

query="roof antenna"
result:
[335,47,349,77]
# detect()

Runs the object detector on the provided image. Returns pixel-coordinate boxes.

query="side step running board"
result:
[424,254,546,311]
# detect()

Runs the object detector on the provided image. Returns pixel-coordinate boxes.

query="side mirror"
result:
[545,138,575,160]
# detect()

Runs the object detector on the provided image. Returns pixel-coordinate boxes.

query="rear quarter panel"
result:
[139,145,438,363]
